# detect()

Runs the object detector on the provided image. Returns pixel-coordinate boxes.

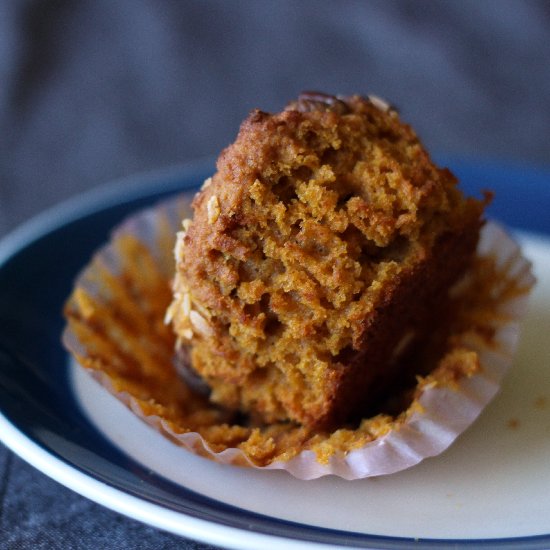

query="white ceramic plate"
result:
[1,159,549,549]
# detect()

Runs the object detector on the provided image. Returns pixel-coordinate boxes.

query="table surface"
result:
[1,1,550,548]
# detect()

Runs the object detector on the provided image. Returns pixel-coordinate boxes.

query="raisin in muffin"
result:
[166,92,486,429]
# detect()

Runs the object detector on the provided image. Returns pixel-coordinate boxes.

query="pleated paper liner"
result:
[63,194,535,480]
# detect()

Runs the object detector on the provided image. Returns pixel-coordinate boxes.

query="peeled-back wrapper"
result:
[63,192,535,480]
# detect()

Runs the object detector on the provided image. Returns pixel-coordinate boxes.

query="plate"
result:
[0,157,549,549]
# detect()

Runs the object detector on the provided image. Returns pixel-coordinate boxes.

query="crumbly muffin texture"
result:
[168,92,485,429]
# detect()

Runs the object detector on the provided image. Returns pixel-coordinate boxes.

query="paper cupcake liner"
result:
[63,193,535,480]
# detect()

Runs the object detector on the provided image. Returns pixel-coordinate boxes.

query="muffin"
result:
[166,92,486,430]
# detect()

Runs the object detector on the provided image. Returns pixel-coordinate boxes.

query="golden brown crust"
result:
[169,92,486,428]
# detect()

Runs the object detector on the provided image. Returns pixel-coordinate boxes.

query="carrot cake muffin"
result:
[166,92,486,430]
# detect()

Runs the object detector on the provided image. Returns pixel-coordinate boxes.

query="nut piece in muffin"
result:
[167,92,486,429]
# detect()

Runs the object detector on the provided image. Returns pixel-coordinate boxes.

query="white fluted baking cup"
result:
[63,195,535,480]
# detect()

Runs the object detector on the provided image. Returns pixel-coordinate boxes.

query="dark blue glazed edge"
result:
[0,156,549,549]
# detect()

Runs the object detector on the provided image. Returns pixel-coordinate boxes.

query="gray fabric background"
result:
[1,1,549,548]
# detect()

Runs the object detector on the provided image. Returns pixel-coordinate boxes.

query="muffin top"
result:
[168,92,483,386]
